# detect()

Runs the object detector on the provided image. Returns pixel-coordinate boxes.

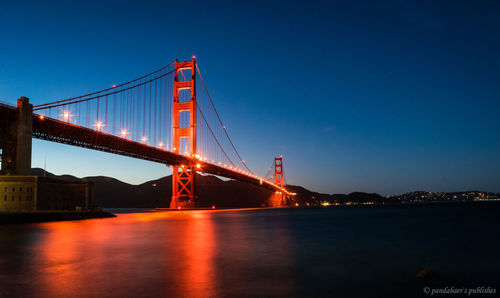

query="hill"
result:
[30,168,406,208]
[31,168,278,208]
[27,169,500,208]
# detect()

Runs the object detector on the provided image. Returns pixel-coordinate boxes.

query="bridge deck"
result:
[1,104,281,192]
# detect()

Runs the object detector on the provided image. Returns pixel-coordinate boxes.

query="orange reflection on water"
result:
[31,211,218,297]
[35,220,114,297]
[25,209,293,297]
[37,221,79,296]
[174,211,216,297]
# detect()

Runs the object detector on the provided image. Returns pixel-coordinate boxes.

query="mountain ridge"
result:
[29,169,499,208]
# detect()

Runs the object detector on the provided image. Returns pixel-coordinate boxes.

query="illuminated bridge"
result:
[0,58,290,208]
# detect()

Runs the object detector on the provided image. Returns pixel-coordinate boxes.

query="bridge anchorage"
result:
[0,58,292,210]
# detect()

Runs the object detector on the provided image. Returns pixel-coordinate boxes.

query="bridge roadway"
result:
[0,103,284,193]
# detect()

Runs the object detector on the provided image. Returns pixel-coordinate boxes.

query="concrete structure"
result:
[0,97,96,214]
[0,176,94,212]
[0,97,32,176]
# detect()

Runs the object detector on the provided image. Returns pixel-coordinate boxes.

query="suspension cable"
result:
[264,160,275,181]
[196,103,236,168]
[34,61,175,108]
[34,69,175,111]
[196,64,253,174]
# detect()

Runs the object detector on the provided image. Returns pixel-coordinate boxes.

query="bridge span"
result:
[0,58,291,209]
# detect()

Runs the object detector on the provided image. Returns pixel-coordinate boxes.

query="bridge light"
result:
[62,111,71,122]
[212,205,215,210]
[192,55,196,59]
[196,164,201,169]
[112,84,116,88]
[141,136,148,143]
[94,121,103,130]
[181,164,184,168]
[158,142,163,147]
[39,115,44,120]
[177,206,181,210]
[120,129,128,137]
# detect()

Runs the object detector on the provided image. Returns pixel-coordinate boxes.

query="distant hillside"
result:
[30,168,408,208]
[286,184,400,206]
[31,168,277,208]
[32,168,497,207]
[389,190,500,202]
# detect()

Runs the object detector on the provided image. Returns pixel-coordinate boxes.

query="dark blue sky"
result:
[1,0,499,195]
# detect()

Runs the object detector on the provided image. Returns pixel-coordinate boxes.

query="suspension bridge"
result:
[0,58,290,209]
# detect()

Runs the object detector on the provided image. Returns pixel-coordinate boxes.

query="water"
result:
[1,202,499,297]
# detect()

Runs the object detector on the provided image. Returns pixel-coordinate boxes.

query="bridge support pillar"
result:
[16,97,33,175]
[274,156,284,205]
[170,165,196,209]
[170,59,197,209]
[274,157,283,189]
[0,97,32,175]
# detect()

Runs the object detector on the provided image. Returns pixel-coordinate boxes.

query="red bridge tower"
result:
[274,156,284,188]
[170,59,197,209]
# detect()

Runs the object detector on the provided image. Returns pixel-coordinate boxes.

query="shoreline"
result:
[0,210,116,224]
